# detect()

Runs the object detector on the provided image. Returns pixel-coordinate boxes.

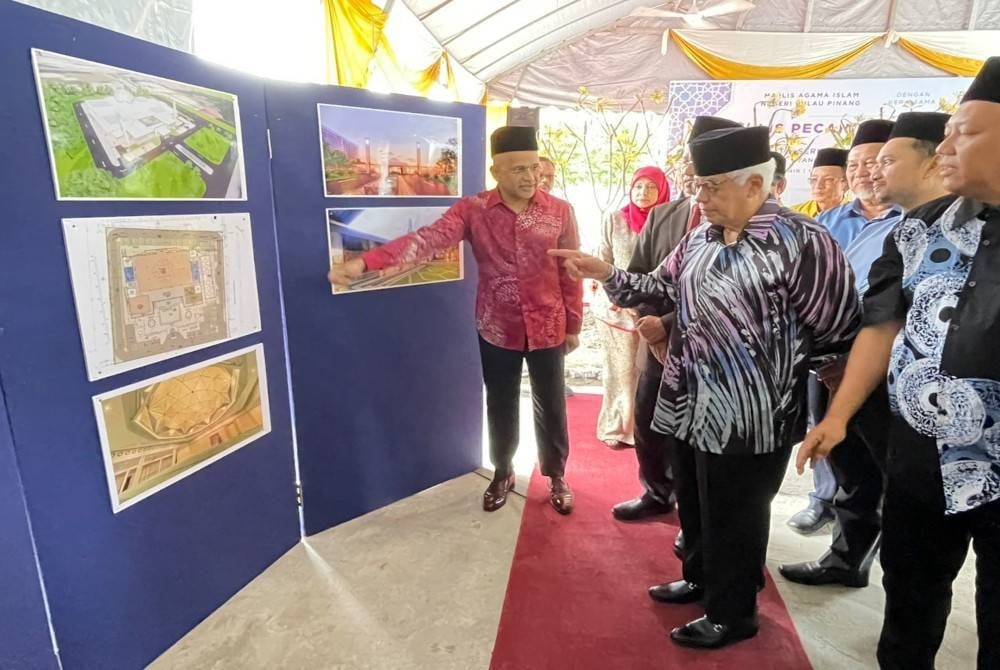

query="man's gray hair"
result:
[727,158,776,190]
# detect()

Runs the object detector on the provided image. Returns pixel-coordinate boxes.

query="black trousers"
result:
[633,347,675,504]
[820,383,890,571]
[877,419,1000,670]
[478,336,569,479]
[674,439,791,624]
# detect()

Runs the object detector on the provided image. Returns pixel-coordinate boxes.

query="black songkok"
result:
[813,148,848,169]
[689,126,771,177]
[962,57,1000,104]
[490,126,538,156]
[690,115,742,139]
[888,112,950,144]
[851,119,894,147]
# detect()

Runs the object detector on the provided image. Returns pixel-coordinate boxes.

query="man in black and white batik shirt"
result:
[799,57,1000,670]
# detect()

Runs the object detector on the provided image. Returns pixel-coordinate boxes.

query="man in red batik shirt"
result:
[329,126,583,515]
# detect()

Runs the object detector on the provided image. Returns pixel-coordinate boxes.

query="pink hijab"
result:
[621,166,670,233]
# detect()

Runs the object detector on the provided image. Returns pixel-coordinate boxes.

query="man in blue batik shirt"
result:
[799,58,1000,670]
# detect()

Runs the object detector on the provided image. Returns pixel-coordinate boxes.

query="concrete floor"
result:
[152,394,979,670]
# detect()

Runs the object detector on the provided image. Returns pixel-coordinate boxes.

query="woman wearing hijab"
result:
[592,166,670,449]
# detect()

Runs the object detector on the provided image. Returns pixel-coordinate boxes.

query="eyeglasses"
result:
[692,177,731,195]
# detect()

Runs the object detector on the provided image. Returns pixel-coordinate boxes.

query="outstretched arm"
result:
[560,207,584,349]
[796,321,902,473]
[549,241,682,315]
[329,202,469,287]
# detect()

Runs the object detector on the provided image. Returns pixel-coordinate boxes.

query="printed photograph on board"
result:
[63,213,262,380]
[33,49,248,200]
[327,207,462,294]
[317,104,461,197]
[93,345,270,512]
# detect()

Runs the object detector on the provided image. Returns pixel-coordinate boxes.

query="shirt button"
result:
[969,280,977,287]
[984,240,992,246]
[950,323,960,332]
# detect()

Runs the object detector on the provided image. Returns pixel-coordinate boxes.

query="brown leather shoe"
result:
[549,477,574,515]
[483,473,515,512]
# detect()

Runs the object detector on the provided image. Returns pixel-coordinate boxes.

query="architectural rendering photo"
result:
[318,104,460,197]
[33,49,247,200]
[326,207,461,293]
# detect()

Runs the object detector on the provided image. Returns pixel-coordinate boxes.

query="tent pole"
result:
[886,0,900,31]
[418,0,454,21]
[511,65,531,104]
[442,0,520,46]
[968,0,982,29]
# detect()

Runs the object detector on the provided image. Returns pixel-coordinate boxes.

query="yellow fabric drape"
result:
[670,31,881,79]
[323,0,469,99]
[897,38,985,76]
[374,40,456,96]
[323,0,388,87]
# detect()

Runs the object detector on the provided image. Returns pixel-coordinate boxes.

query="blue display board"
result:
[0,383,59,670]
[0,3,300,668]
[266,82,485,534]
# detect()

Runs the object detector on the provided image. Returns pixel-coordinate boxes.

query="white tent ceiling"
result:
[16,0,1000,109]
[402,0,1000,107]
[14,0,194,51]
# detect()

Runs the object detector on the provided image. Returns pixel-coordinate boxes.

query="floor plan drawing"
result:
[64,213,262,380]
[107,228,227,363]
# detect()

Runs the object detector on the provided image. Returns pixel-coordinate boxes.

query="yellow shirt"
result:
[790,198,848,219]
[790,200,821,218]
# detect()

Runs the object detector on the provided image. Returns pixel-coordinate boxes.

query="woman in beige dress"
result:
[591,166,670,448]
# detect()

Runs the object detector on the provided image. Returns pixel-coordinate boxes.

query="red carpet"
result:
[489,394,812,670]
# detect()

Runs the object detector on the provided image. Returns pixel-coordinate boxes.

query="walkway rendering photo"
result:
[318,103,460,197]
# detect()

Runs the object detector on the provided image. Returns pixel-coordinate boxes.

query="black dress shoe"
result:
[670,615,759,649]
[786,505,834,535]
[649,580,704,604]
[778,560,869,588]
[482,474,516,512]
[673,531,685,560]
[612,494,674,521]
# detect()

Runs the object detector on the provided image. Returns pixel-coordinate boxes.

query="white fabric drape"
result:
[894,30,1000,61]
[825,43,946,80]
[669,29,883,67]
[368,1,485,102]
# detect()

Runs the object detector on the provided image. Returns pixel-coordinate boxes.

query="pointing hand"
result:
[547,249,613,281]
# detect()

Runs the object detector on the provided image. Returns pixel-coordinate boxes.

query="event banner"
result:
[666,77,972,205]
